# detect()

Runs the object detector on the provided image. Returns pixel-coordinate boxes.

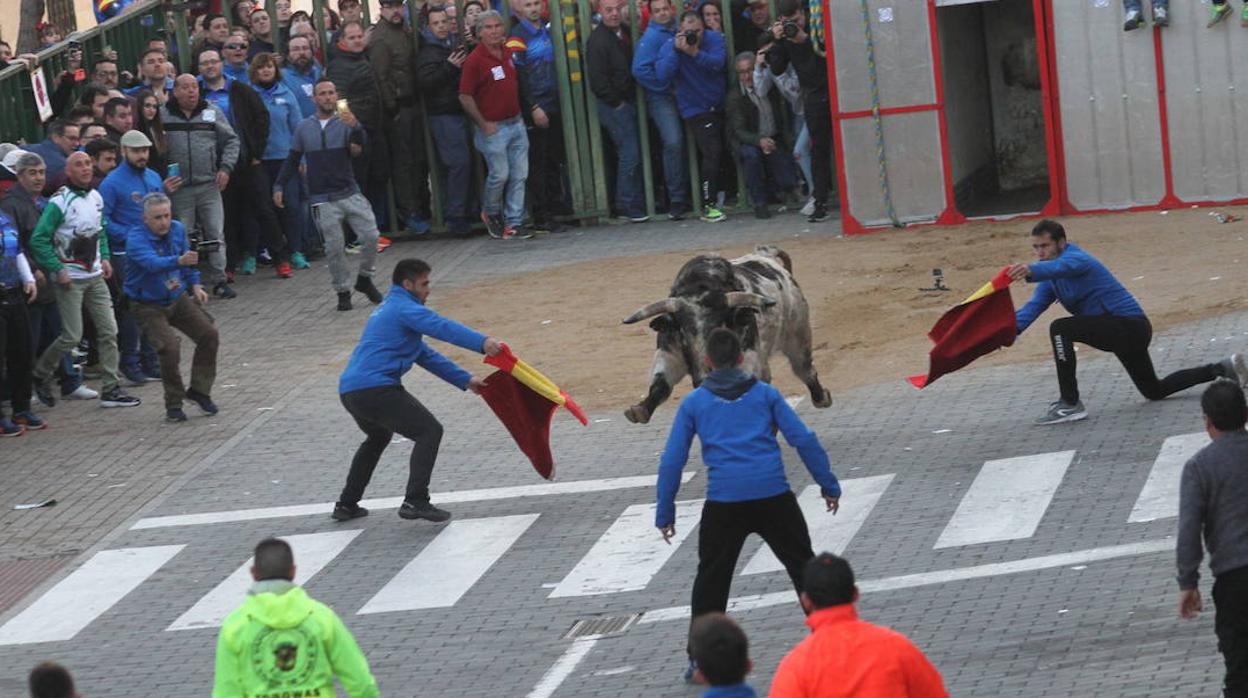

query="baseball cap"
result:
[1,148,33,174]
[119,130,154,148]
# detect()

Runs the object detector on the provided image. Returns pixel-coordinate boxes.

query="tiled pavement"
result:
[0,211,1240,696]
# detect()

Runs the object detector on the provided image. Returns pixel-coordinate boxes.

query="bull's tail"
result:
[754,245,793,274]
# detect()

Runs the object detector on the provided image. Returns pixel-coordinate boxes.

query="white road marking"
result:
[131,473,694,530]
[526,638,600,698]
[934,451,1075,549]
[639,538,1173,623]
[742,475,894,575]
[1129,432,1208,523]
[549,500,703,598]
[358,514,539,614]
[0,545,185,645]
[167,530,363,631]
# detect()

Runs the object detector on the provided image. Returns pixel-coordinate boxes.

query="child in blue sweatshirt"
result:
[656,327,841,679]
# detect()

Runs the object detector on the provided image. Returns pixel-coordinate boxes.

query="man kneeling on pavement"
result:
[125,192,220,422]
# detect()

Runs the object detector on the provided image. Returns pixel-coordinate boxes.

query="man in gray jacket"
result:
[1178,379,1248,697]
[162,74,239,300]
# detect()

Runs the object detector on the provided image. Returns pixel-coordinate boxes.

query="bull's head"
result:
[623,291,776,386]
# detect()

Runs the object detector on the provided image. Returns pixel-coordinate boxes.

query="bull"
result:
[621,245,832,424]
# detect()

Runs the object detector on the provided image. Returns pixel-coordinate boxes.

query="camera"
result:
[782,20,799,38]
[188,224,220,252]
[683,30,699,46]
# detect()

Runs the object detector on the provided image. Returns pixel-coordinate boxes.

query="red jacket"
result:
[768,605,948,698]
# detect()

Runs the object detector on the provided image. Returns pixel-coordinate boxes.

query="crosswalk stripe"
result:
[934,451,1075,549]
[549,500,703,598]
[742,475,895,575]
[0,545,185,645]
[358,514,540,614]
[167,530,363,631]
[131,473,695,530]
[1129,432,1209,523]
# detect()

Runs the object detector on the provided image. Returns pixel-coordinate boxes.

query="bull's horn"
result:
[622,298,684,324]
[724,292,777,309]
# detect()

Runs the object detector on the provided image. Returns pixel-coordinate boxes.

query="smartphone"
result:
[336,98,350,114]
[167,163,180,179]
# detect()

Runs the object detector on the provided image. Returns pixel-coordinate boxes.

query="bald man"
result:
[27,152,141,408]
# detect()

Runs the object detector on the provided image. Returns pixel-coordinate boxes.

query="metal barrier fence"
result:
[1,0,815,230]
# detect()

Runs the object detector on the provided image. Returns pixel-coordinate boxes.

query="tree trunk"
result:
[17,0,47,54]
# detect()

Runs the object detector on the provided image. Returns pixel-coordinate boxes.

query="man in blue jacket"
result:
[1009,219,1248,425]
[334,257,504,523]
[656,327,840,681]
[632,0,690,220]
[509,0,566,234]
[656,11,728,223]
[125,192,219,423]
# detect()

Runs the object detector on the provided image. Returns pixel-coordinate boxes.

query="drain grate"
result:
[563,613,641,640]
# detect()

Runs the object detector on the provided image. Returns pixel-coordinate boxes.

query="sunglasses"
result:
[225,43,249,49]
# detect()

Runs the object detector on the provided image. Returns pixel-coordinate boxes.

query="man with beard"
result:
[281,35,323,118]
[509,0,566,233]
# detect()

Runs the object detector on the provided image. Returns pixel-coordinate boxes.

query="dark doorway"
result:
[937,0,1051,218]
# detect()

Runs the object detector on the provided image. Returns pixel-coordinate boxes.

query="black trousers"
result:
[804,96,833,207]
[686,111,726,208]
[386,103,432,220]
[1049,315,1218,404]
[0,290,33,415]
[527,110,568,224]
[339,385,444,506]
[691,491,814,622]
[224,161,288,267]
[1215,566,1248,697]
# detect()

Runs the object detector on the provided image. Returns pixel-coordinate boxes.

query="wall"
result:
[936,3,995,200]
[982,0,1047,192]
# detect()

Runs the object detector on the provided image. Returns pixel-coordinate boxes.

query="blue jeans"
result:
[1123,0,1167,11]
[429,114,474,221]
[596,100,645,217]
[793,115,813,194]
[645,92,689,211]
[739,143,797,207]
[264,159,308,254]
[473,117,529,228]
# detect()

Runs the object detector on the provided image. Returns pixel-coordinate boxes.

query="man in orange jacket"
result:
[769,553,948,698]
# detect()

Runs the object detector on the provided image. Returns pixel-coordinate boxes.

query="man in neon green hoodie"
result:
[213,538,380,698]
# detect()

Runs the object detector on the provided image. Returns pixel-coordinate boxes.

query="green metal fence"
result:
[0,0,165,145]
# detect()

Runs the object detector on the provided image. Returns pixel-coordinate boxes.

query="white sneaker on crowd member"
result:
[64,385,99,400]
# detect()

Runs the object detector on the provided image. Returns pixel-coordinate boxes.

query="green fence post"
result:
[718,0,747,212]
[575,0,611,218]
[628,0,656,218]
[173,7,192,74]
[546,0,589,215]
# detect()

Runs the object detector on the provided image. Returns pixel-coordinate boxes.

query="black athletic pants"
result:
[803,95,833,207]
[1049,314,1219,404]
[0,290,33,415]
[686,111,726,208]
[1216,566,1248,698]
[691,491,814,622]
[527,110,568,226]
[339,385,444,506]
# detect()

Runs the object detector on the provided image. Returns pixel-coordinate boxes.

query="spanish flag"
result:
[909,267,1017,389]
[479,344,588,479]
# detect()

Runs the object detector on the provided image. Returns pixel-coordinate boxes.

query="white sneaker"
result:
[64,385,99,400]
[801,197,816,217]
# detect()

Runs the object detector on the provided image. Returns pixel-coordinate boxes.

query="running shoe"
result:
[1034,400,1088,426]
[13,411,45,430]
[482,212,505,239]
[1209,2,1232,26]
[501,225,533,240]
[290,251,310,269]
[700,206,726,223]
[1153,6,1169,26]
[1123,8,1144,30]
[275,261,293,278]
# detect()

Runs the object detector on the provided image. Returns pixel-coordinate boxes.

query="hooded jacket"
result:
[769,605,949,698]
[275,115,366,205]
[655,28,727,119]
[282,60,325,118]
[508,17,559,115]
[586,21,635,107]
[212,582,379,698]
[338,284,487,394]
[28,185,110,281]
[656,367,840,528]
[161,100,240,187]
[124,219,201,306]
[415,27,465,116]
[98,161,164,252]
[1015,242,1145,334]
[368,17,420,112]
[631,19,677,95]
[328,47,383,132]
[253,79,303,161]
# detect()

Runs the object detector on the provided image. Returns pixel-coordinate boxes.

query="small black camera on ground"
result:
[782,20,799,38]
[683,30,699,46]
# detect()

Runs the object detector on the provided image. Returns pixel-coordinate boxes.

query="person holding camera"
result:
[417,5,477,236]
[766,0,831,223]
[632,0,691,220]
[656,10,728,223]
[125,193,219,423]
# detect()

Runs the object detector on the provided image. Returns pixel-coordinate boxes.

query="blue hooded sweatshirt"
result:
[1015,242,1145,334]
[254,79,303,161]
[655,29,727,119]
[338,285,488,394]
[98,161,164,252]
[281,61,324,118]
[632,19,677,94]
[124,220,201,306]
[655,367,841,528]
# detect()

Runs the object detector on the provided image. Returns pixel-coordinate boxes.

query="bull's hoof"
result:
[813,389,833,409]
[625,405,652,424]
